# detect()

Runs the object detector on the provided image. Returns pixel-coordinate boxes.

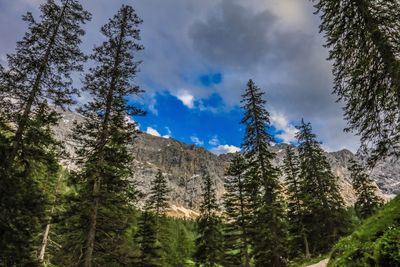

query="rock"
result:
[54,109,396,211]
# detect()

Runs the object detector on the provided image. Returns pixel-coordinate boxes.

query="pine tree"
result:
[240,79,288,267]
[282,146,310,259]
[349,159,383,219]
[296,119,349,253]
[0,104,63,265]
[0,0,90,164]
[135,170,170,266]
[0,1,90,264]
[136,210,162,267]
[57,5,144,267]
[312,0,400,163]
[147,169,170,217]
[194,171,224,267]
[222,154,251,267]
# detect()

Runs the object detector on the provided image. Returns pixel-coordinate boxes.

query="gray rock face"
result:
[55,110,397,210]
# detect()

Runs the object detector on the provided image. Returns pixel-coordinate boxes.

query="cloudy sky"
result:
[0,0,361,154]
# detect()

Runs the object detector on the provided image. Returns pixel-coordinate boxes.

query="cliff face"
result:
[56,110,396,212]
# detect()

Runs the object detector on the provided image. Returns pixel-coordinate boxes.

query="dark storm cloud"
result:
[189,0,313,70]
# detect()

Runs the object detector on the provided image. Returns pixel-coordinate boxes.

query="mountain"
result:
[55,110,397,214]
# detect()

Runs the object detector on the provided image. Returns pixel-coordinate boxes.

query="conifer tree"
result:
[135,170,170,266]
[58,5,144,267]
[282,146,310,259]
[312,0,400,163]
[0,0,90,164]
[222,154,251,267]
[0,104,63,265]
[194,171,223,267]
[240,79,288,267]
[296,119,349,253]
[0,1,89,264]
[147,169,170,217]
[349,159,383,219]
[136,210,162,267]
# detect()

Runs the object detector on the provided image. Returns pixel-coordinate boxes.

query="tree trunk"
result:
[303,232,311,259]
[82,7,128,267]
[9,0,70,164]
[83,177,100,267]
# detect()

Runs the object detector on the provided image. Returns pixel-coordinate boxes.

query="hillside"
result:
[55,109,394,211]
[328,196,400,266]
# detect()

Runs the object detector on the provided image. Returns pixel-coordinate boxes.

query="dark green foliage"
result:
[148,169,170,217]
[283,146,310,259]
[296,120,351,253]
[349,160,383,219]
[0,1,89,264]
[329,196,400,267]
[222,154,251,267]
[312,0,400,163]
[136,211,162,267]
[135,170,170,266]
[57,5,143,266]
[0,105,63,266]
[240,79,288,267]
[194,172,224,267]
[0,0,90,162]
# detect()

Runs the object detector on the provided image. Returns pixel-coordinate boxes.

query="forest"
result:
[0,0,399,267]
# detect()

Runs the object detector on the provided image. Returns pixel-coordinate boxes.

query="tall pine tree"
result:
[296,119,349,253]
[147,169,170,217]
[57,5,144,267]
[194,171,224,267]
[0,1,89,263]
[0,0,90,164]
[222,154,251,267]
[240,79,288,267]
[349,159,383,219]
[312,0,400,163]
[282,146,310,259]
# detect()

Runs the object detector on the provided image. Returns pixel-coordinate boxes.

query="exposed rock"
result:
[54,109,396,211]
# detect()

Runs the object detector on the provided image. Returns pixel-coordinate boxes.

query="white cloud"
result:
[163,127,172,139]
[190,136,204,146]
[270,112,298,143]
[175,90,195,109]
[210,144,241,155]
[146,127,161,137]
[208,135,220,146]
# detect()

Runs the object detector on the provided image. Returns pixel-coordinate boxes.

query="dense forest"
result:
[0,0,399,266]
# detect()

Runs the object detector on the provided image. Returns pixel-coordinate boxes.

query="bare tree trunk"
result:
[83,177,100,267]
[38,219,52,262]
[303,232,311,259]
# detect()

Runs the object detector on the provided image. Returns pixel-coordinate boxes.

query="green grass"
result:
[328,196,400,267]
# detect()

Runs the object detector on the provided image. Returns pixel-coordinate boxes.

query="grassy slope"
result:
[328,196,400,266]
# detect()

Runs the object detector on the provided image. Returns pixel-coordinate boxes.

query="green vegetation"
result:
[328,196,400,267]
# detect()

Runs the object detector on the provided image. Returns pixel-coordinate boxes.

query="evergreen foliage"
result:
[349,160,383,219]
[240,79,288,267]
[148,169,170,217]
[222,154,252,267]
[0,1,89,264]
[0,105,62,266]
[312,0,400,163]
[194,171,223,267]
[57,5,143,266]
[296,120,350,253]
[135,170,170,266]
[283,146,310,259]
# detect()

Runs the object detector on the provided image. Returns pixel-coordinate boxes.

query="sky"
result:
[0,0,361,154]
